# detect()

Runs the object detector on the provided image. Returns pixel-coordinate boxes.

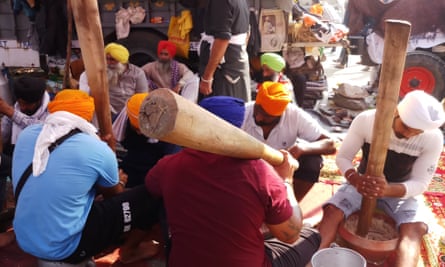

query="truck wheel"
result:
[115,30,166,67]
[400,51,445,100]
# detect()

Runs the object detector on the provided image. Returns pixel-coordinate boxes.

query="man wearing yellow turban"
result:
[104,43,130,64]
[242,81,337,201]
[112,93,180,187]
[11,89,162,265]
[79,42,148,119]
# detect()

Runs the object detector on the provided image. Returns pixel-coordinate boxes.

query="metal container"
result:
[311,247,366,267]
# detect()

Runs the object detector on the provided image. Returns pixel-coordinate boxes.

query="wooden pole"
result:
[63,0,73,89]
[357,20,411,236]
[71,0,115,150]
[139,89,287,166]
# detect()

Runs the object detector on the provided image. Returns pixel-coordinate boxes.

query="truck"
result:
[0,0,344,109]
[345,0,445,100]
[2,0,443,101]
[1,0,295,69]
[0,0,346,66]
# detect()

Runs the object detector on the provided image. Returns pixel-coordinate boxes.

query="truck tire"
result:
[114,30,166,67]
[400,51,445,100]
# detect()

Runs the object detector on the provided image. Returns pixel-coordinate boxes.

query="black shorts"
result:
[265,226,321,267]
[63,185,160,264]
[293,154,323,183]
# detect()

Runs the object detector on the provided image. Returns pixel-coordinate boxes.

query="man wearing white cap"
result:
[316,90,445,267]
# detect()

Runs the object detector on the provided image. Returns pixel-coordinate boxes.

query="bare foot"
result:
[118,239,160,264]
[0,230,15,247]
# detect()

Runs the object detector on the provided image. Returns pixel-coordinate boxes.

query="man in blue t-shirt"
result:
[8,90,160,264]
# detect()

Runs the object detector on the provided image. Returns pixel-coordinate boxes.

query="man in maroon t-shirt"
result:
[145,96,320,267]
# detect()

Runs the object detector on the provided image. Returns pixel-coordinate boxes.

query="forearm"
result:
[344,168,359,186]
[267,182,303,244]
[345,169,407,198]
[97,183,125,198]
[11,111,45,129]
[202,39,229,80]
[382,183,406,198]
[0,105,14,118]
[285,181,303,221]
[289,139,336,158]
[97,170,128,198]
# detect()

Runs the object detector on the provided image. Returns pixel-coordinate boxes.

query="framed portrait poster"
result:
[259,9,287,52]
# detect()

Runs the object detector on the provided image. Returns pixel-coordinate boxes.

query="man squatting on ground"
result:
[242,81,336,201]
[317,90,445,267]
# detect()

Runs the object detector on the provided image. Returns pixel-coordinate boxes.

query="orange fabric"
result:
[303,13,317,27]
[310,3,323,17]
[255,82,291,116]
[127,93,149,130]
[48,89,95,121]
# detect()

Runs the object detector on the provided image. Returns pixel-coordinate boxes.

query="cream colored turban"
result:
[398,90,445,131]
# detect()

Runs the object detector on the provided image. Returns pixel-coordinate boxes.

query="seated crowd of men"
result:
[0,40,443,267]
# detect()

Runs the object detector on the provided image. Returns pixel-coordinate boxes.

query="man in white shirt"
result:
[242,81,336,201]
[317,90,445,267]
[0,76,50,211]
[1,76,50,151]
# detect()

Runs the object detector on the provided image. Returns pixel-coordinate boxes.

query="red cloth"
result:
[145,148,293,267]
[157,40,177,57]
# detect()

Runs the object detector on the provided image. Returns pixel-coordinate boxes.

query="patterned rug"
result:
[319,146,445,267]
[2,146,444,266]
[422,149,445,267]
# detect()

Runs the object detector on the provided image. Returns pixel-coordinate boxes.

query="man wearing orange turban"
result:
[79,42,148,118]
[11,88,162,265]
[112,93,180,187]
[242,81,337,201]
[47,89,95,122]
[126,92,147,131]
[142,40,197,102]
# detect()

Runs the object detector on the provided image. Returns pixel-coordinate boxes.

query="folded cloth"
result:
[32,111,99,176]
